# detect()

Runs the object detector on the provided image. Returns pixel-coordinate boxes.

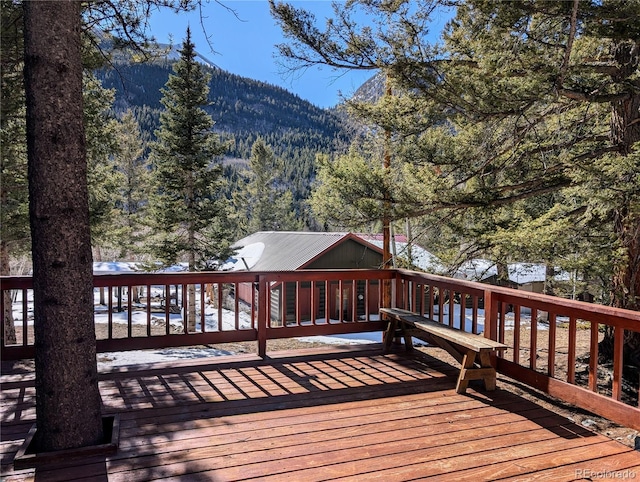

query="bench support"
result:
[457,349,497,393]
[380,308,507,394]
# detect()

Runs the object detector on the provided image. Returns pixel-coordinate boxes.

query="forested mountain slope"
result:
[96,58,353,206]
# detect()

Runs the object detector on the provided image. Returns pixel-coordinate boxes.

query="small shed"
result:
[227,232,384,324]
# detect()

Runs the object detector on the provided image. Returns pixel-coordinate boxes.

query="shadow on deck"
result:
[2,344,639,481]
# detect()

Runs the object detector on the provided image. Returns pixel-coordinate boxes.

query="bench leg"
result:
[402,326,414,351]
[383,319,414,353]
[479,350,497,391]
[382,319,396,353]
[456,350,477,394]
[400,322,413,351]
[456,349,498,394]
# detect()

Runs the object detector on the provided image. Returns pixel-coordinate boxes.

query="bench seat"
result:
[380,307,507,394]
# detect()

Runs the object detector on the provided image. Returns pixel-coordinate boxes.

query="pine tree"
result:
[149,28,235,330]
[84,72,123,254]
[271,0,640,294]
[272,0,640,362]
[112,109,150,258]
[238,138,301,234]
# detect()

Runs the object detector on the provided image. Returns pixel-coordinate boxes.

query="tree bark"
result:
[23,1,103,451]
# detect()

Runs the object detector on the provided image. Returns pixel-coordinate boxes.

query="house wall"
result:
[270,280,380,325]
[518,281,545,294]
[237,282,255,309]
[306,239,383,270]
[235,238,384,324]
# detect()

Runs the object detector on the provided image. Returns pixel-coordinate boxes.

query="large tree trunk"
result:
[23,1,103,451]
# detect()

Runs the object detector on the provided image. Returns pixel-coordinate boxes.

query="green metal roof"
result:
[230,231,382,271]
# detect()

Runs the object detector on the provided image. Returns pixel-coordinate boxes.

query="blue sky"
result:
[148,1,371,108]
[148,1,451,108]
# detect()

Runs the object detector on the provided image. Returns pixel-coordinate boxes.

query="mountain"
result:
[95,55,354,214]
[351,72,385,103]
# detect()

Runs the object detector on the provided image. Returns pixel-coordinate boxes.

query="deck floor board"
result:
[2,345,638,481]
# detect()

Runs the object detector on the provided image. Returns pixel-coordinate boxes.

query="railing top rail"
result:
[0,276,33,290]
[395,268,486,296]
[0,269,395,290]
[395,269,640,326]
[3,268,640,326]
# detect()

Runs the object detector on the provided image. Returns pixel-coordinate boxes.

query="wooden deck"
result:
[2,345,639,481]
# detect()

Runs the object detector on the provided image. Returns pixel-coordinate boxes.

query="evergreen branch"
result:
[556,88,632,103]
[419,180,572,215]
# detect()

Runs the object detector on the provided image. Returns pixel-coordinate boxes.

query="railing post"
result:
[383,277,392,310]
[257,275,268,358]
[483,288,498,341]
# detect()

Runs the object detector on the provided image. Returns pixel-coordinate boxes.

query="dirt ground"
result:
[10,321,640,449]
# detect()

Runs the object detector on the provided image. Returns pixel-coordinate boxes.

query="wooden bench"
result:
[380,307,508,394]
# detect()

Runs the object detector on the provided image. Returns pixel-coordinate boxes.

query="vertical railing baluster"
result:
[146,284,151,337]
[365,279,370,321]
[471,295,479,334]
[217,282,223,331]
[499,301,507,344]
[337,280,343,323]
[311,280,317,325]
[449,290,455,327]
[0,288,5,347]
[200,283,206,333]
[410,282,417,313]
[530,308,538,371]
[588,320,599,392]
[351,280,357,322]
[548,312,556,377]
[325,280,330,323]
[164,284,170,335]
[234,282,239,331]
[23,289,29,346]
[127,284,133,338]
[428,285,434,320]
[296,281,302,325]
[108,286,113,339]
[513,306,521,364]
[182,284,188,335]
[280,281,287,326]
[612,326,624,401]
[567,316,577,384]
[251,281,257,329]
[258,275,267,357]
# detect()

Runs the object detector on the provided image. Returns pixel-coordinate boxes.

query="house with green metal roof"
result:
[228,231,384,325]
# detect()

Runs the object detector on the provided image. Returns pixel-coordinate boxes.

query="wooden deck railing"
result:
[2,268,638,430]
[1,269,392,360]
[393,268,640,431]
